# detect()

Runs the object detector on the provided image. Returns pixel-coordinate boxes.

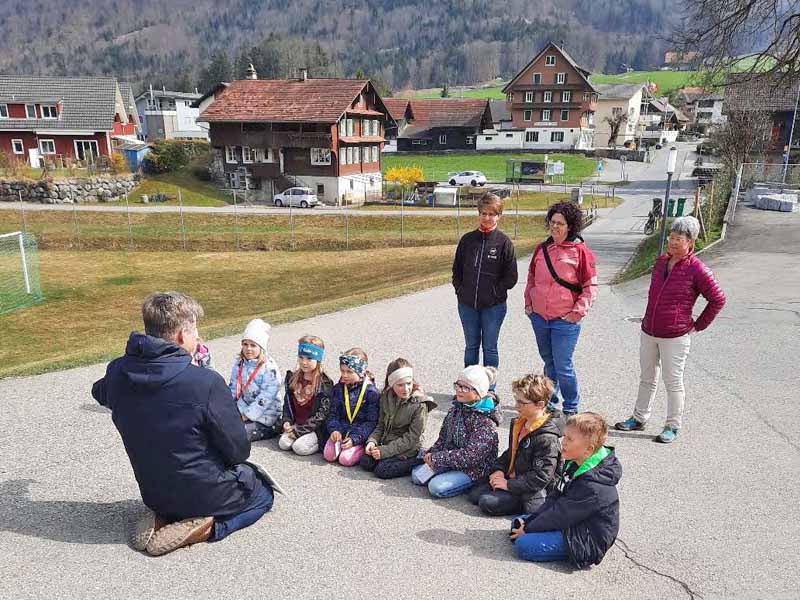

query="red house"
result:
[197,69,390,205]
[0,76,136,167]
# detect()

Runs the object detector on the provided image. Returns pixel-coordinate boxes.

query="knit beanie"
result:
[458,365,497,399]
[242,318,271,351]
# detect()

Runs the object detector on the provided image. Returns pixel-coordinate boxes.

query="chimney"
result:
[246,63,258,80]
[299,68,308,82]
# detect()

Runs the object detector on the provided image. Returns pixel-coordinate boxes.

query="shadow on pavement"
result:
[607,430,656,441]
[80,403,110,414]
[0,479,139,545]
[416,527,528,564]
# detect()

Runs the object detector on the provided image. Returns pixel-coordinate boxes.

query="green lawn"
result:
[589,71,699,96]
[127,168,230,207]
[404,86,507,100]
[382,153,598,184]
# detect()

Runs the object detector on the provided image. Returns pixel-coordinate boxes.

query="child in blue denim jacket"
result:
[228,318,281,442]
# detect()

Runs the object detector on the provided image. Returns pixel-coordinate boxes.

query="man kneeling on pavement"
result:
[92,291,274,556]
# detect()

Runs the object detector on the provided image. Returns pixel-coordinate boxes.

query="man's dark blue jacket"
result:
[92,332,256,519]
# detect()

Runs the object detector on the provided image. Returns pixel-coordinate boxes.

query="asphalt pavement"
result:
[2,145,796,599]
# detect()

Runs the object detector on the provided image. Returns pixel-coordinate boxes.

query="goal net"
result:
[0,231,42,315]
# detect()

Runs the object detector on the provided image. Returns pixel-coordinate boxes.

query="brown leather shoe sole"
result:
[145,516,214,557]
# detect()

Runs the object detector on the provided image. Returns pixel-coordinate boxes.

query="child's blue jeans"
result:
[514,529,569,562]
[411,466,473,498]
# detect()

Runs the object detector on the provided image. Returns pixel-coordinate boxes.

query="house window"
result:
[227,172,238,188]
[556,73,566,84]
[543,91,552,103]
[372,145,379,162]
[338,120,345,136]
[317,184,325,195]
[551,132,565,142]
[0,104,8,119]
[506,93,513,102]
[310,148,332,165]
[612,107,623,117]
[505,133,513,138]
[412,139,426,145]
[346,118,354,136]
[11,139,24,154]
[542,109,551,121]
[466,135,474,145]
[354,146,361,163]
[533,73,542,85]
[545,55,556,66]
[41,105,57,119]
[39,139,56,154]
[583,92,590,102]
[561,110,569,121]
[26,104,37,118]
[340,150,347,165]
[254,148,273,163]
[523,110,532,121]
[439,134,447,145]
[242,146,254,163]
[346,146,353,164]
[74,140,99,162]
[562,91,571,102]
[225,146,237,163]
[524,91,534,103]
[525,131,539,142]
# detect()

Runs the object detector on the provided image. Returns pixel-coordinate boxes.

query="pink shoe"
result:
[323,439,339,462]
[338,445,364,467]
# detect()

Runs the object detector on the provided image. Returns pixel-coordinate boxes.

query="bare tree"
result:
[604,113,628,147]
[673,0,800,88]
[710,109,773,172]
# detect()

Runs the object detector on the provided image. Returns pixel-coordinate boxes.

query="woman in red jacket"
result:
[524,202,598,416]
[615,216,726,443]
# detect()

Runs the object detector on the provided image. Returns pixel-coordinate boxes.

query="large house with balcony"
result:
[492,42,598,150]
[135,86,207,141]
[0,76,136,167]
[197,70,389,205]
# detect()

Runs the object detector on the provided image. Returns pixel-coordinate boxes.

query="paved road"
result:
[6,144,796,600]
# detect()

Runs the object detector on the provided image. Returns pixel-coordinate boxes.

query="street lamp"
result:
[659,146,678,254]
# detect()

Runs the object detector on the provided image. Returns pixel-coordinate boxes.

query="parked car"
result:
[448,171,487,187]
[273,187,319,208]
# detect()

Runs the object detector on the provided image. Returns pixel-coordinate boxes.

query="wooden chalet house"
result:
[197,68,390,205]
[498,42,598,150]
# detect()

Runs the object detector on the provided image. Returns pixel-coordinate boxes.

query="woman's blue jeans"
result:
[514,529,569,562]
[529,312,582,413]
[411,466,473,498]
[458,302,508,368]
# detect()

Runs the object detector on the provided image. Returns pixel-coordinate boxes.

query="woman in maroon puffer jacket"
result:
[615,216,725,443]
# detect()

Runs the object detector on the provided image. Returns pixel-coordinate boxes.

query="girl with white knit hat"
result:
[411,364,500,498]
[228,318,282,442]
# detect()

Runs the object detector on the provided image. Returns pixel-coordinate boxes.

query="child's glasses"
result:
[453,382,475,393]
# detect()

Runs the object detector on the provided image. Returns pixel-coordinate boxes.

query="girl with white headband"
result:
[361,358,437,479]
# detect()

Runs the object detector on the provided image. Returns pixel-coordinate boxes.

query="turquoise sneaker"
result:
[656,426,678,443]
[614,416,645,431]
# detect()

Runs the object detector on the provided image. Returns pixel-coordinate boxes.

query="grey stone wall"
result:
[0,174,138,203]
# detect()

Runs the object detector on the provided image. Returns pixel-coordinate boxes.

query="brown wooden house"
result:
[500,42,598,150]
[197,70,390,205]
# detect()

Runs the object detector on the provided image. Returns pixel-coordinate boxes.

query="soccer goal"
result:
[0,231,42,314]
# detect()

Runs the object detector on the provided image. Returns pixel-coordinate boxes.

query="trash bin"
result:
[667,198,676,216]
[571,188,583,205]
[676,197,686,216]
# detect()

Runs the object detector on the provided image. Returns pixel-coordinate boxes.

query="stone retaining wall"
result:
[0,174,138,203]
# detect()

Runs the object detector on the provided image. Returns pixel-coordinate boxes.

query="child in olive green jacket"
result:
[360,358,436,479]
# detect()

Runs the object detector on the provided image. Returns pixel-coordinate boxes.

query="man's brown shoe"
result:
[145,516,214,557]
[129,510,166,552]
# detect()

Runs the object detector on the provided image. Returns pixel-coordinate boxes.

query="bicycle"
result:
[644,205,661,235]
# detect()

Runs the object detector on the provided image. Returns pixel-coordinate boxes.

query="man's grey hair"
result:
[142,292,204,340]
[670,216,701,241]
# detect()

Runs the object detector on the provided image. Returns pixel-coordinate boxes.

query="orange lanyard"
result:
[236,360,262,399]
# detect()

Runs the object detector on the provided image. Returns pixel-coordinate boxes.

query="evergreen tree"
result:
[198,51,232,93]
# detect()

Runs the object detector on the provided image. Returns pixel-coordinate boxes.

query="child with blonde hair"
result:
[510,412,621,568]
[469,373,565,516]
[361,358,436,479]
[228,318,281,442]
[278,335,333,456]
[324,348,379,466]
[411,365,499,498]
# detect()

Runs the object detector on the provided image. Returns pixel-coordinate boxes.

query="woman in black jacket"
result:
[452,192,518,370]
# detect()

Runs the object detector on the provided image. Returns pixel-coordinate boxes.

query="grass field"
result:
[382,153,598,184]
[367,190,621,211]
[127,168,230,207]
[0,238,541,377]
[0,208,549,253]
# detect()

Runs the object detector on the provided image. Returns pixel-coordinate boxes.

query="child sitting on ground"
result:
[469,373,565,516]
[278,335,333,456]
[228,318,282,442]
[411,365,499,498]
[509,412,622,569]
[360,358,436,479]
[324,348,379,466]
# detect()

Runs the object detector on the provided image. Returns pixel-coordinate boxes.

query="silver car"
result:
[273,187,319,208]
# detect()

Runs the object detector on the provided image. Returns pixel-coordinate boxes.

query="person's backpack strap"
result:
[541,239,584,294]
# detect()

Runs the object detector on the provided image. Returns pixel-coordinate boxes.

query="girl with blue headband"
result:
[278,335,333,456]
[324,347,380,466]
